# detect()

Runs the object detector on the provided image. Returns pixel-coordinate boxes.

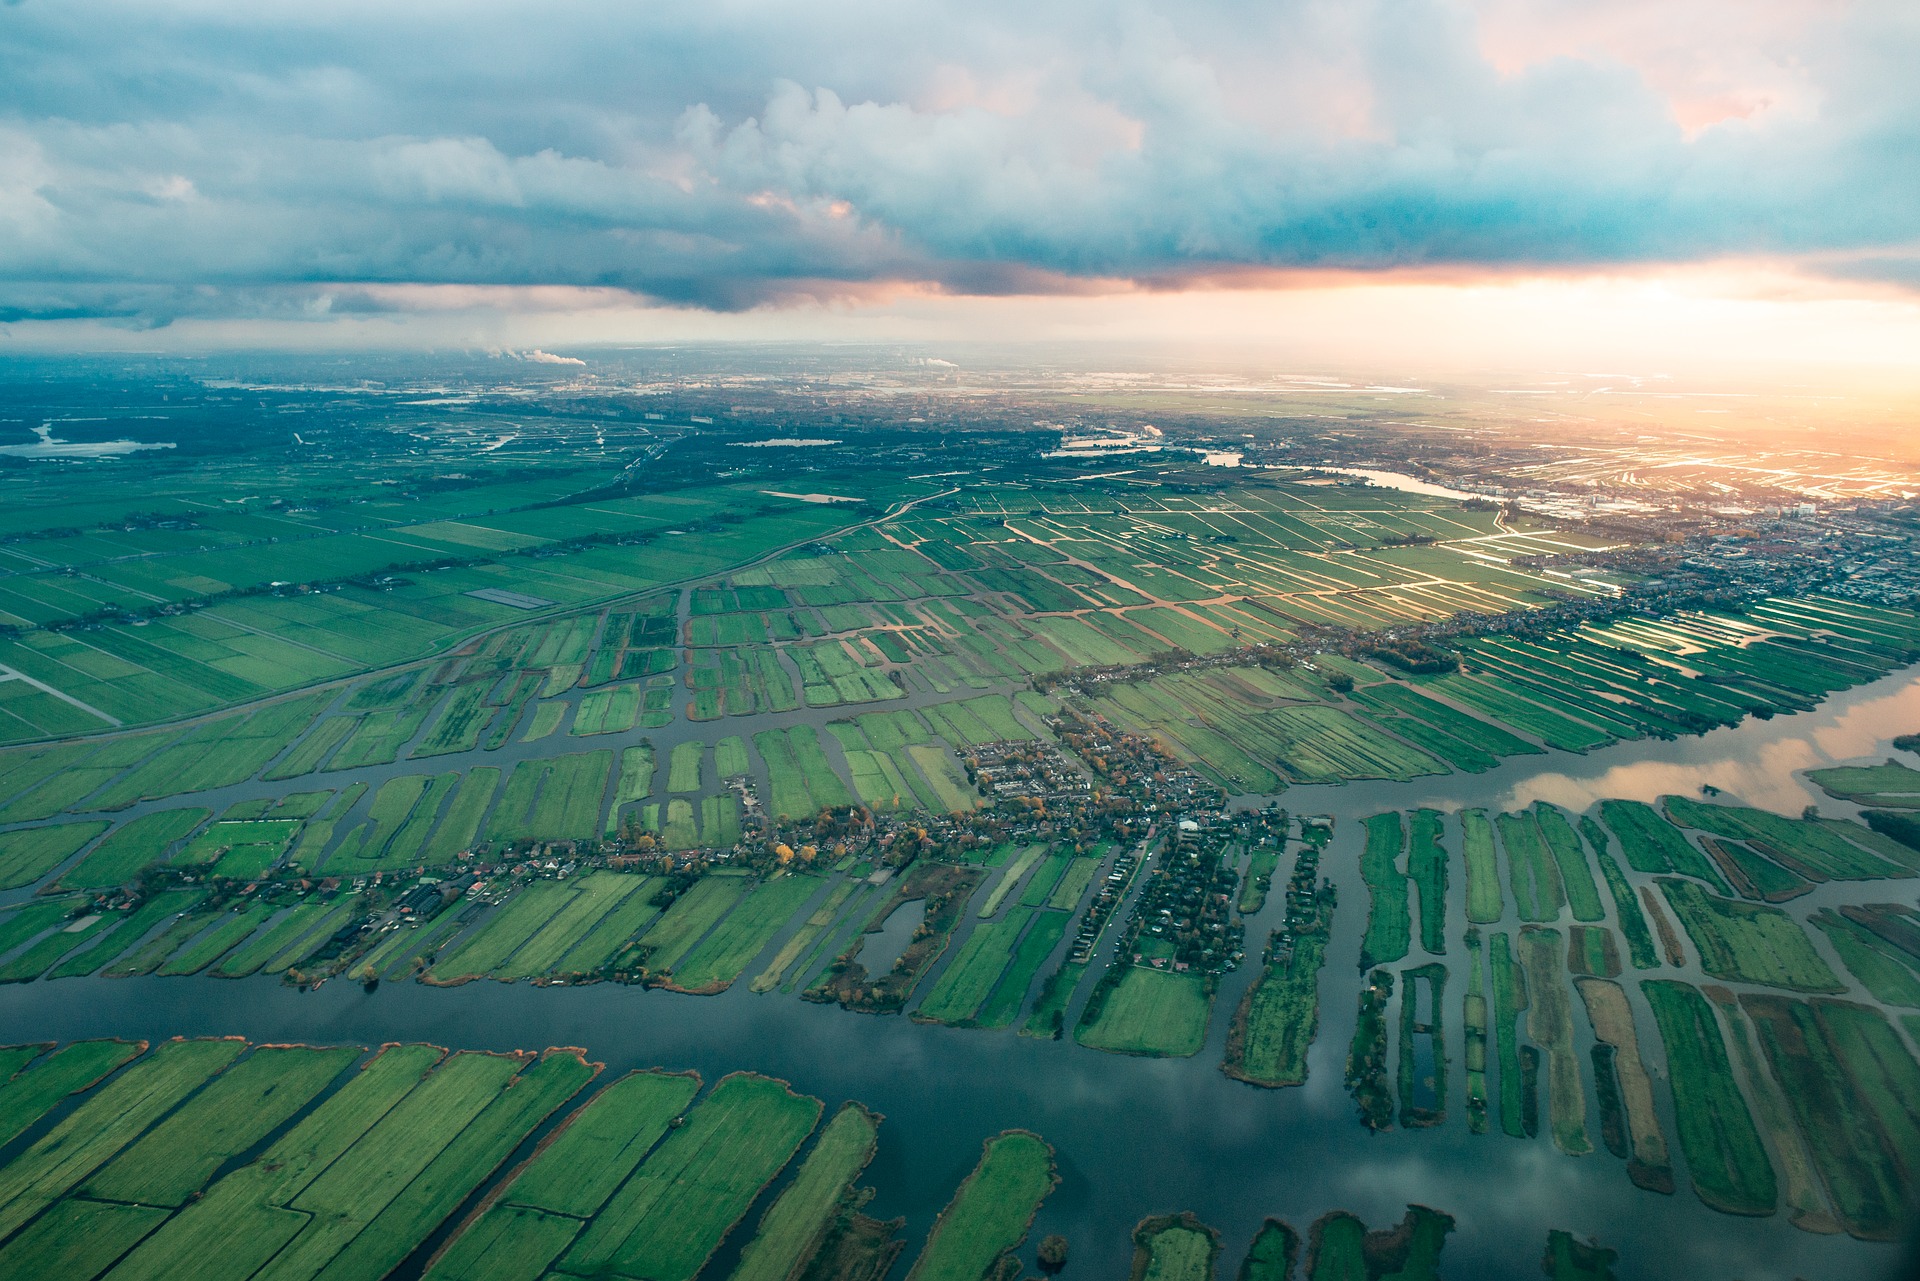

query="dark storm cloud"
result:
[0,0,1916,324]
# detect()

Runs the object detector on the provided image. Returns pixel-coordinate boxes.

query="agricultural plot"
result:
[1641,980,1776,1216]
[1517,930,1587,1154]
[639,876,754,974]
[1664,796,1918,880]
[1496,812,1566,924]
[1656,880,1842,992]
[1076,967,1213,1057]
[1358,813,1410,968]
[1125,1213,1221,1281]
[1224,874,1336,1088]
[728,1103,882,1281]
[914,900,1067,1030]
[905,1131,1057,1281]
[1460,809,1504,924]
[668,873,823,993]
[0,821,111,890]
[1741,996,1919,1241]
[483,751,611,844]
[755,726,856,820]
[95,1042,596,1281]
[55,809,208,889]
[560,1072,823,1281]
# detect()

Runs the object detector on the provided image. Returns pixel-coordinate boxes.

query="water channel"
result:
[6,667,1920,1279]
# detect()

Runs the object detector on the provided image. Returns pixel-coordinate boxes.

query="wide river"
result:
[7,668,1920,1279]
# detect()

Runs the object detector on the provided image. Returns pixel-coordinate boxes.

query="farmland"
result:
[905,1131,1057,1281]
[3,376,1920,1281]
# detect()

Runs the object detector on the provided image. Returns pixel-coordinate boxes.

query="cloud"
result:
[0,0,1915,327]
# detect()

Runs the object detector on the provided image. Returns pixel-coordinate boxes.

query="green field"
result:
[1076,966,1213,1057]
[1358,812,1409,968]
[1657,880,1841,992]
[728,1103,882,1281]
[670,874,822,993]
[1461,809,1504,924]
[1581,816,1659,970]
[1598,799,1730,891]
[641,876,753,973]
[0,1037,245,1240]
[905,1131,1057,1281]
[1407,809,1448,955]
[57,809,209,890]
[83,1045,359,1206]
[0,821,111,890]
[1302,1207,1453,1281]
[1489,933,1530,1139]
[1516,929,1588,1154]
[916,908,1034,1027]
[1224,880,1335,1088]
[562,1072,823,1281]
[1497,812,1565,923]
[1126,1213,1220,1281]
[1641,980,1776,1216]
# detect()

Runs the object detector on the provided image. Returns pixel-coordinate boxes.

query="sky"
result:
[3,0,1920,376]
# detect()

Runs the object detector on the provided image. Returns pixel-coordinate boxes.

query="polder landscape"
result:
[0,352,1918,1281]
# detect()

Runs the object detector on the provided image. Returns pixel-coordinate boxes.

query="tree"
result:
[1037,1235,1069,1274]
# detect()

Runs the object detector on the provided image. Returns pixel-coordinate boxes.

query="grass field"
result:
[302,1050,597,1281]
[1641,980,1776,1216]
[1598,800,1730,891]
[1234,1219,1299,1281]
[1125,1213,1220,1281]
[561,1072,822,1281]
[0,1037,245,1240]
[1740,996,1906,1240]
[641,876,753,973]
[1461,809,1504,924]
[755,726,856,820]
[905,1131,1057,1281]
[1497,812,1565,923]
[1704,989,1840,1235]
[429,881,576,980]
[57,808,208,889]
[1489,933,1529,1139]
[728,1103,881,1281]
[1463,931,1488,1134]
[83,1045,358,1207]
[1223,890,1334,1088]
[494,873,652,979]
[1666,796,1917,880]
[1303,1208,1453,1281]
[1580,815,1659,970]
[669,874,822,993]
[975,911,1067,1029]
[484,751,611,844]
[980,845,1046,917]
[1533,805,1605,922]
[1076,966,1213,1057]
[0,1040,146,1147]
[916,908,1034,1027]
[668,740,705,792]
[1657,880,1841,992]
[0,821,111,890]
[495,1069,703,1224]
[1359,812,1409,968]
[1576,978,1672,1193]
[1516,929,1588,1154]
[1407,809,1448,955]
